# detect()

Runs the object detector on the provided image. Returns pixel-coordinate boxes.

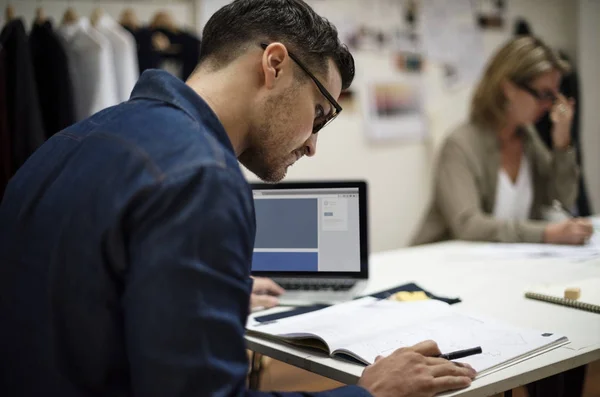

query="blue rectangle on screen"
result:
[252,252,318,272]
[254,198,318,249]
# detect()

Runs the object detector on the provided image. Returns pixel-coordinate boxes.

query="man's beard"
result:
[239,93,296,183]
[239,144,288,183]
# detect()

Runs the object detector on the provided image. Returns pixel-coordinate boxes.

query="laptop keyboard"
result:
[274,278,356,292]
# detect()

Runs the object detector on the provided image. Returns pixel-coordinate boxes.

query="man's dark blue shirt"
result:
[0,70,369,397]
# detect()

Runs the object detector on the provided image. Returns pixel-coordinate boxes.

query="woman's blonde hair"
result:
[470,36,571,129]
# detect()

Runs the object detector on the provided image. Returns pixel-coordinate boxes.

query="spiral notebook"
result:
[525,278,600,314]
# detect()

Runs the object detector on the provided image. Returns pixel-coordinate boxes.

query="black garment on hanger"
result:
[156,28,201,80]
[29,20,75,138]
[124,25,201,81]
[0,46,11,198]
[122,26,162,75]
[0,19,45,174]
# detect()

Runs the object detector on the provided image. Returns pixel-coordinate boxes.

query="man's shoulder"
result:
[79,99,243,182]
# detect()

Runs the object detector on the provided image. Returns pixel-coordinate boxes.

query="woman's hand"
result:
[544,219,594,245]
[550,93,575,149]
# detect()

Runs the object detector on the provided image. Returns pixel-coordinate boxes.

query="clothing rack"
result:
[1,0,198,32]
[4,0,194,4]
[0,0,202,197]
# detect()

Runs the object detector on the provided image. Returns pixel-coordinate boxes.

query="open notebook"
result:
[525,278,600,314]
[247,298,568,378]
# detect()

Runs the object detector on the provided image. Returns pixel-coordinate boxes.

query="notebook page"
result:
[247,298,451,352]
[340,311,567,375]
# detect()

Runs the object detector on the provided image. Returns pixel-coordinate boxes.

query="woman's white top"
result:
[492,154,533,221]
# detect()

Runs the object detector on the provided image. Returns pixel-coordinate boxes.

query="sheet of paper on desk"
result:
[247,298,568,377]
[467,243,600,261]
[590,216,600,247]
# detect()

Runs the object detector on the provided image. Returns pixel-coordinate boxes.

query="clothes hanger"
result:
[149,10,182,55]
[34,7,47,25]
[61,7,79,25]
[119,8,139,30]
[32,0,46,25]
[5,4,15,22]
[150,11,178,33]
[90,7,104,27]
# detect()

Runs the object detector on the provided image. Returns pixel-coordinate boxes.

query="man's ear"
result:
[261,42,291,90]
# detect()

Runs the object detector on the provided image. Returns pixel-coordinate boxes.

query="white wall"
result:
[578,0,600,218]
[3,0,594,253]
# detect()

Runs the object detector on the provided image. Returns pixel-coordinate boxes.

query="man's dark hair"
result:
[198,0,355,90]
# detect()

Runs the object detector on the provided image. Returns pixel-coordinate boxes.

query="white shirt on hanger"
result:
[94,14,139,102]
[57,17,119,121]
[493,154,534,221]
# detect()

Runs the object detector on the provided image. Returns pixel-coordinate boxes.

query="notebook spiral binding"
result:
[525,292,600,314]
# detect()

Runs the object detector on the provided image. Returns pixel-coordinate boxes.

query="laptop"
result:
[250,181,369,306]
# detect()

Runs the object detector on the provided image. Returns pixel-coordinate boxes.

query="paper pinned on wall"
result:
[361,79,427,142]
[420,0,485,89]
[307,0,414,53]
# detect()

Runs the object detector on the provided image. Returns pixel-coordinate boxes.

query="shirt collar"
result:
[57,17,88,38]
[130,69,235,156]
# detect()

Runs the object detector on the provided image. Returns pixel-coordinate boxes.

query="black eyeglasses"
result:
[260,43,342,134]
[514,81,557,103]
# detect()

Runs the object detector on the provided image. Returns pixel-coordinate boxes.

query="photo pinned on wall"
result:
[362,81,427,143]
[393,0,424,75]
[393,28,424,74]
[475,0,506,30]
[394,52,425,74]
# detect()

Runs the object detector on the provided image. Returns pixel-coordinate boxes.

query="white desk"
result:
[246,241,600,397]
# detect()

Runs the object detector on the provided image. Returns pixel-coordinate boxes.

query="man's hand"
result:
[357,340,476,397]
[250,277,285,310]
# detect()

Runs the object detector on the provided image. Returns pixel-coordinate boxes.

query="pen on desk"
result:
[438,346,483,361]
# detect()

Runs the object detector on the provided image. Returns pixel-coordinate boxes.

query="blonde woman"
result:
[412,36,594,246]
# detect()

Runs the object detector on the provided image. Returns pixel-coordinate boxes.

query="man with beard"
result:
[0,1,475,396]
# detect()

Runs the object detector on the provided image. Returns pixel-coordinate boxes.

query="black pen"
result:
[438,346,483,361]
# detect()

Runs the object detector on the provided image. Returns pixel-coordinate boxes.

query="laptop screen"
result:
[251,186,362,274]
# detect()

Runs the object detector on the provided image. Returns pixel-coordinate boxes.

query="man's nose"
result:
[304,134,318,157]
